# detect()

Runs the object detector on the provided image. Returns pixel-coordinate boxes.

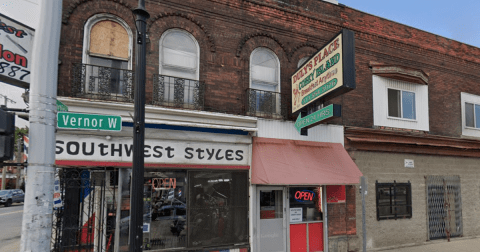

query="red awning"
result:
[251,137,362,185]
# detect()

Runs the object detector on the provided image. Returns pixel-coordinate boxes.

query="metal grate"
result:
[426,175,463,240]
[51,168,119,252]
[152,74,205,110]
[246,88,289,119]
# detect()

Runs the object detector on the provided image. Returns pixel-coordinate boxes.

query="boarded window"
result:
[90,20,129,59]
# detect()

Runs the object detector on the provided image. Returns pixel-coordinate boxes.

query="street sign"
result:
[57,112,122,131]
[294,104,341,133]
[56,100,68,112]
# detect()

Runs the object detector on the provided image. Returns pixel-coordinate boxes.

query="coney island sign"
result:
[291,29,356,113]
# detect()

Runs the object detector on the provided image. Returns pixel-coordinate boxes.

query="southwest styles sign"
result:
[0,14,34,88]
[55,135,249,166]
[291,29,355,113]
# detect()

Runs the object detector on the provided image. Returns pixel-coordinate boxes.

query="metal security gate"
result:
[426,175,463,240]
[51,168,119,252]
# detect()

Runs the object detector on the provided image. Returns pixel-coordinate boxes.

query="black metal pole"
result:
[130,1,149,251]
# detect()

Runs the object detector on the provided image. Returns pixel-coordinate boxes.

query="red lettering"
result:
[295,191,301,199]
[15,54,27,68]
[3,50,15,62]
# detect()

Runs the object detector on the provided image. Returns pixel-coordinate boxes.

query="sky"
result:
[1,0,480,128]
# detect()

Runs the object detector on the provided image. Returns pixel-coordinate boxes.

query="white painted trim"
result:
[461,92,480,138]
[249,47,281,93]
[159,29,200,80]
[82,13,133,70]
[373,75,429,131]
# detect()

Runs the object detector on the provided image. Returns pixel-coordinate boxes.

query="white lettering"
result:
[92,119,98,127]
[108,118,117,128]
[84,118,90,127]
[99,119,103,128]
[70,117,76,126]
[62,115,69,125]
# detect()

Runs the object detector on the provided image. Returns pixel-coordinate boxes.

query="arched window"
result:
[249,48,281,116]
[297,56,309,68]
[159,29,199,80]
[158,29,200,107]
[82,14,133,95]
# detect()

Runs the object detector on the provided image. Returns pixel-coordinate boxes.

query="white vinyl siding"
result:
[461,92,480,138]
[373,75,429,131]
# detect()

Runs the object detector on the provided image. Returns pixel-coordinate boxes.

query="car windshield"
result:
[0,191,9,196]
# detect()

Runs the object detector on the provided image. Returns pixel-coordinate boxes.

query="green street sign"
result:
[57,112,122,131]
[294,104,341,133]
[56,100,68,112]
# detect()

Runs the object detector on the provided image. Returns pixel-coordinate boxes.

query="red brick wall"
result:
[327,185,356,236]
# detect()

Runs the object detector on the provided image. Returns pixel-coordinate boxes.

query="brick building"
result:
[51,0,480,251]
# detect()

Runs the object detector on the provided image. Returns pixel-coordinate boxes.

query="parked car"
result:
[0,189,25,207]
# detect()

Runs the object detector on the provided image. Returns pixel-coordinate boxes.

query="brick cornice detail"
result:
[289,43,320,59]
[148,11,216,52]
[63,0,134,25]
[345,127,480,158]
[236,32,288,58]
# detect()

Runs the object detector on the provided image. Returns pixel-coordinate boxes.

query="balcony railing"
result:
[152,74,205,110]
[246,88,288,119]
[71,63,134,102]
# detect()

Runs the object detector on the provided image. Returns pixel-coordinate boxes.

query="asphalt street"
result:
[0,203,23,252]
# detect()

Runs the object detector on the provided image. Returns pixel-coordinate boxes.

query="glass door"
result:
[257,187,286,252]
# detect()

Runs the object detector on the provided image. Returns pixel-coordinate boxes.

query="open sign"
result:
[294,190,315,203]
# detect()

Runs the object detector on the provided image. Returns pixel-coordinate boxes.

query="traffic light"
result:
[0,108,15,161]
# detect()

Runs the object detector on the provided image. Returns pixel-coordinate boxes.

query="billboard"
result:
[0,14,35,88]
[291,29,355,113]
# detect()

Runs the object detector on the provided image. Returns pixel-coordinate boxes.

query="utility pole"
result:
[129,0,149,251]
[20,1,62,251]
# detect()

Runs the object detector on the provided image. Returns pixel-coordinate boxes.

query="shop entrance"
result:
[257,187,287,252]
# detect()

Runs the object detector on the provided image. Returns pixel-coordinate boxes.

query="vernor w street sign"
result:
[294,104,341,133]
[57,112,122,131]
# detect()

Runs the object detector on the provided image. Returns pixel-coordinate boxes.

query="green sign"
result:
[57,112,122,131]
[294,104,340,133]
[56,100,68,112]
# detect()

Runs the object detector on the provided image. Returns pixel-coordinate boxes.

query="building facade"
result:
[52,0,480,251]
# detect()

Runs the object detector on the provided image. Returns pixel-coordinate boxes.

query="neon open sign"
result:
[294,190,315,203]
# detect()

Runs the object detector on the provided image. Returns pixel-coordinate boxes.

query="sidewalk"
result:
[376,237,480,252]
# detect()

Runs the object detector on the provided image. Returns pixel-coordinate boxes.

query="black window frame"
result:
[376,180,412,220]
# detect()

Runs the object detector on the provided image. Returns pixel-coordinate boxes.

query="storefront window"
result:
[188,171,249,248]
[140,170,248,250]
[260,190,283,219]
[289,187,323,222]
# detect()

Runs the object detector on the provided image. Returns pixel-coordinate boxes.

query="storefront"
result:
[52,116,255,252]
[251,137,362,252]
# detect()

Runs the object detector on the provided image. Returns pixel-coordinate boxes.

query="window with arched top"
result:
[157,29,201,108]
[82,14,133,96]
[297,56,309,68]
[249,48,281,117]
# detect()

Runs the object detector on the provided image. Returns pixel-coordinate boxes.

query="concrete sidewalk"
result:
[376,237,480,252]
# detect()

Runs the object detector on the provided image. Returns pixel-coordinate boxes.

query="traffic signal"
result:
[0,108,15,161]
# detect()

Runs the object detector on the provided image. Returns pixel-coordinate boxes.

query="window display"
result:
[289,187,323,222]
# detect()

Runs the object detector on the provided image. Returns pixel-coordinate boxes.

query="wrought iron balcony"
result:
[71,63,134,102]
[246,88,288,119]
[152,74,205,110]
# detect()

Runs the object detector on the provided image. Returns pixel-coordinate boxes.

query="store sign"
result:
[291,29,355,113]
[57,100,68,112]
[57,112,121,131]
[290,208,303,223]
[0,14,35,88]
[294,190,315,203]
[153,178,176,190]
[55,135,250,166]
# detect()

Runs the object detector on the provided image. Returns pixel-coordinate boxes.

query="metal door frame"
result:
[256,186,287,252]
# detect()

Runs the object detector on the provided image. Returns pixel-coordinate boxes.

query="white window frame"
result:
[249,47,281,93]
[159,29,200,81]
[461,92,480,137]
[373,75,429,131]
[82,14,133,70]
[386,88,416,121]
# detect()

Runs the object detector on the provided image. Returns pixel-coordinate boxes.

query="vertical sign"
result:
[291,29,355,113]
[0,14,35,88]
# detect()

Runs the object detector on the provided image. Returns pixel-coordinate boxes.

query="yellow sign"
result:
[291,32,345,113]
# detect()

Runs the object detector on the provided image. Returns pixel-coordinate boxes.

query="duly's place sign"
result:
[291,29,355,113]
[0,14,34,88]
